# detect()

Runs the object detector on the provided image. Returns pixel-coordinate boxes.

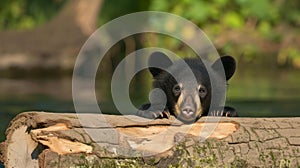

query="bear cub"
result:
[137,51,237,123]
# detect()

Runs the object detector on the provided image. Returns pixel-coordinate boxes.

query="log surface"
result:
[0,112,300,168]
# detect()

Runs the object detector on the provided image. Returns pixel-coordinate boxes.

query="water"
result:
[0,69,300,142]
[0,77,75,142]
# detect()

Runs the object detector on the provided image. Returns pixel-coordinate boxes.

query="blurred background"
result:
[0,0,299,142]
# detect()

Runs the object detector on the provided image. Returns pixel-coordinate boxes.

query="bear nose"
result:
[182,106,195,116]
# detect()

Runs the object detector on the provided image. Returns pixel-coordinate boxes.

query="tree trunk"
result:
[1,112,299,167]
[0,0,102,70]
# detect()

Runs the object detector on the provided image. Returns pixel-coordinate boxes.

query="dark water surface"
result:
[1,69,300,142]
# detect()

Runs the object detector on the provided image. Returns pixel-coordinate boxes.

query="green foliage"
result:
[1,0,299,67]
[98,0,150,25]
[278,47,300,68]
[149,0,300,65]
[0,0,65,30]
[222,11,244,29]
[149,0,300,33]
[237,0,279,21]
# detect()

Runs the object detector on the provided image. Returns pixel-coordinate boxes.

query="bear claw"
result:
[137,109,170,119]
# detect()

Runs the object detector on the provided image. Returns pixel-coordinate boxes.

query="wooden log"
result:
[0,112,300,167]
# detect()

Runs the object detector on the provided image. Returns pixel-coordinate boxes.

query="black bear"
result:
[137,51,237,123]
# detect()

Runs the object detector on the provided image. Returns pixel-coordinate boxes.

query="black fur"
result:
[137,52,237,123]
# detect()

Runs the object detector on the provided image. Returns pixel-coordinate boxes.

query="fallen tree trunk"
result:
[0,0,102,70]
[0,112,299,167]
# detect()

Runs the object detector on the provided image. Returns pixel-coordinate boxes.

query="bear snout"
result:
[182,106,195,117]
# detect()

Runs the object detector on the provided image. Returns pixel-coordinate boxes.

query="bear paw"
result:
[137,109,170,119]
[208,106,238,117]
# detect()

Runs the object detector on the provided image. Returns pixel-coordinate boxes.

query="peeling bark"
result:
[30,123,93,155]
[1,112,300,167]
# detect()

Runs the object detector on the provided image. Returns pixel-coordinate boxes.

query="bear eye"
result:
[199,87,207,98]
[173,84,181,96]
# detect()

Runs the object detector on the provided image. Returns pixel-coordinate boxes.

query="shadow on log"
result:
[1,112,300,167]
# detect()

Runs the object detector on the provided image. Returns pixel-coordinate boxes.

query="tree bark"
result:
[1,112,299,167]
[0,0,102,70]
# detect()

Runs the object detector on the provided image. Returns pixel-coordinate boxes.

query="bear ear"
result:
[148,51,173,77]
[212,55,236,80]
